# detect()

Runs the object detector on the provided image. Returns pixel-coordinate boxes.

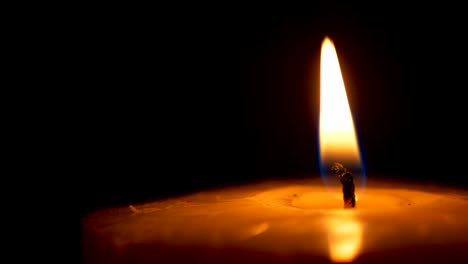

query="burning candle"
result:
[81,37,468,264]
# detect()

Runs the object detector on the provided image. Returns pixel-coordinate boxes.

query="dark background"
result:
[75,2,468,217]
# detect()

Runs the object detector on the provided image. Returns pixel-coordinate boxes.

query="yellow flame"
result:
[319,37,361,165]
[327,213,362,262]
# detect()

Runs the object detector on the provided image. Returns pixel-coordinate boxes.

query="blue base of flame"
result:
[318,161,367,192]
[317,135,367,192]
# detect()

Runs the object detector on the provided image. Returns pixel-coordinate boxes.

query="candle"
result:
[81,37,468,264]
[82,178,468,264]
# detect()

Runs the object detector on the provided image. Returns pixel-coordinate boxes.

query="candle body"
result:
[82,178,468,264]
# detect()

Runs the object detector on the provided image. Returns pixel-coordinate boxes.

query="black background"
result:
[75,2,468,219]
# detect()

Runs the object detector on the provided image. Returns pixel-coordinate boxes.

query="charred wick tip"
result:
[330,162,356,209]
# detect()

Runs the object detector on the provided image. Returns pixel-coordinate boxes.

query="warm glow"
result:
[327,213,362,262]
[319,37,361,165]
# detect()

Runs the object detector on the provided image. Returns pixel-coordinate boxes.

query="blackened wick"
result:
[330,162,356,208]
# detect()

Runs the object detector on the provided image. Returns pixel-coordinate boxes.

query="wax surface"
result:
[82,178,468,264]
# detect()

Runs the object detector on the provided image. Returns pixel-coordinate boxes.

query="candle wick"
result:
[330,162,356,209]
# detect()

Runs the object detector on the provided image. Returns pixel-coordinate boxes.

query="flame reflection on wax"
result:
[326,212,362,262]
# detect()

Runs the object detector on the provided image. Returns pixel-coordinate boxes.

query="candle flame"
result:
[319,36,365,188]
